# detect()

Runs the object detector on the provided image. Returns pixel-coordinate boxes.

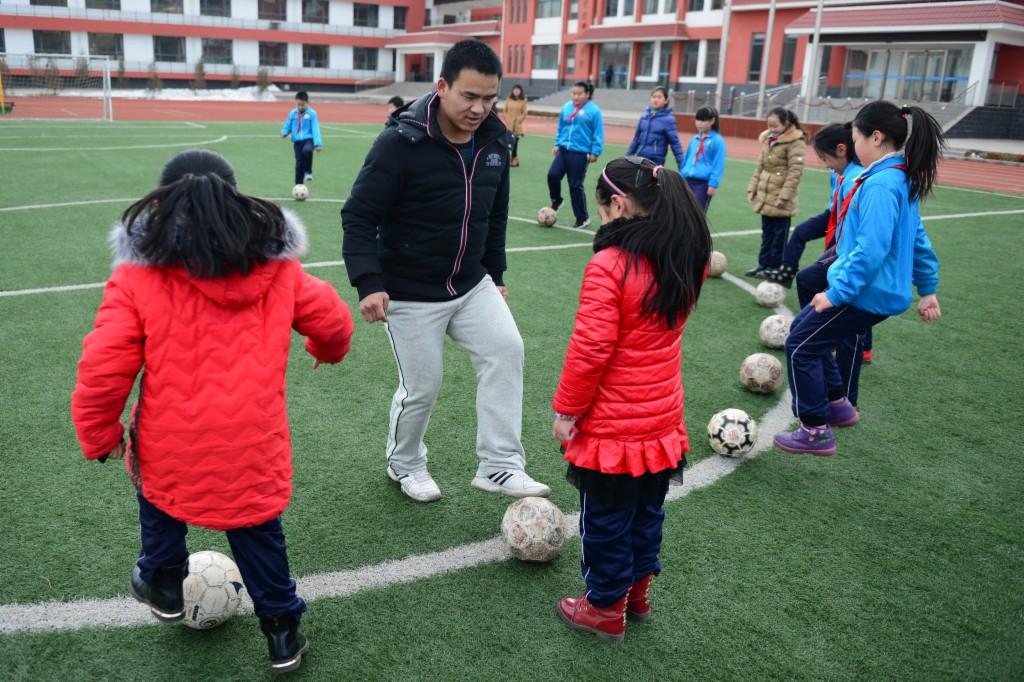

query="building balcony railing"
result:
[0,4,399,39]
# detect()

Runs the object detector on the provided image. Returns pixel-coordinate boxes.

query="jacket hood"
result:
[109,207,308,309]
[392,91,508,144]
[758,127,805,144]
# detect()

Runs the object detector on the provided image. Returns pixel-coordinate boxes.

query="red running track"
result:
[6,96,1023,196]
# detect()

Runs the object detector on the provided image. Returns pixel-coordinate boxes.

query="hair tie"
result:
[652,165,664,179]
[601,168,626,197]
[900,105,912,120]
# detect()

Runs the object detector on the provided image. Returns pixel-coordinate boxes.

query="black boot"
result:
[765,263,797,288]
[130,561,188,622]
[260,613,310,675]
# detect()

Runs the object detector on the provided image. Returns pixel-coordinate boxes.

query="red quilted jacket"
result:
[552,246,690,476]
[72,213,354,530]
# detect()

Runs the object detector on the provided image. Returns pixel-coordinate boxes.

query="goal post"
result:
[0,53,113,121]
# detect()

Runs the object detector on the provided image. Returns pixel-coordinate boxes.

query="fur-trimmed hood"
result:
[108,207,310,309]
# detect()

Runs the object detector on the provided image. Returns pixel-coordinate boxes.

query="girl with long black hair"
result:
[551,155,711,642]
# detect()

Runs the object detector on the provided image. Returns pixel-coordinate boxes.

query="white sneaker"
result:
[471,470,551,498]
[303,173,313,182]
[387,464,442,502]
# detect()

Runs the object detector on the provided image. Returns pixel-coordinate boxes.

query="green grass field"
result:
[1,120,1023,680]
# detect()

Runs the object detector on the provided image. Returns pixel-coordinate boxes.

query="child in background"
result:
[72,149,354,674]
[281,91,322,185]
[549,81,604,228]
[746,107,805,278]
[774,101,942,456]
[679,105,727,212]
[504,84,528,167]
[626,86,684,170]
[387,95,405,115]
[552,156,711,643]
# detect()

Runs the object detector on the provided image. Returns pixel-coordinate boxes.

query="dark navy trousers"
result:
[578,484,668,607]
[293,139,314,185]
[758,215,791,269]
[548,148,590,223]
[136,493,306,619]
[785,304,887,421]
[782,209,829,268]
[685,178,713,213]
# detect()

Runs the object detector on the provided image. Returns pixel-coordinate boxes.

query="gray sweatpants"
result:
[383,275,526,477]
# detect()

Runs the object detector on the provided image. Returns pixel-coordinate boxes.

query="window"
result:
[682,40,699,77]
[0,29,5,54]
[88,33,123,58]
[747,33,764,82]
[394,6,408,30]
[259,42,288,67]
[711,0,722,7]
[665,0,676,12]
[33,30,71,55]
[536,0,560,17]
[637,43,655,77]
[258,0,287,21]
[302,0,328,24]
[605,0,617,17]
[570,0,578,19]
[31,0,67,6]
[778,35,797,84]
[532,44,558,70]
[200,0,231,17]
[565,44,576,72]
[659,41,673,81]
[643,0,658,13]
[86,0,121,8]
[704,39,720,78]
[151,0,183,13]
[353,47,378,71]
[353,4,379,27]
[202,38,232,65]
[443,15,457,24]
[623,0,634,16]
[303,44,328,68]
[687,0,701,11]
[153,36,185,62]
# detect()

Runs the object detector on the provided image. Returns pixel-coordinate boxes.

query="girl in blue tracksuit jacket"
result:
[774,101,943,457]
[626,86,684,169]
[679,106,726,212]
[548,81,604,228]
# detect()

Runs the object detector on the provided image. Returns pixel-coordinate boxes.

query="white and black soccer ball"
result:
[755,281,786,308]
[182,551,245,630]
[707,408,758,457]
[740,352,784,394]
[292,184,309,201]
[537,207,557,227]
[500,496,567,562]
[708,251,728,278]
[759,314,791,349]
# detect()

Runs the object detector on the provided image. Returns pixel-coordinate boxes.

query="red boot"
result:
[626,574,653,622]
[557,593,626,643]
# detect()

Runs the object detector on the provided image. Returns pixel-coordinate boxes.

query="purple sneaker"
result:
[828,398,860,427]
[773,424,837,456]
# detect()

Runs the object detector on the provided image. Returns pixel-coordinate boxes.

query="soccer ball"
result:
[182,551,245,630]
[500,497,567,562]
[707,408,758,457]
[755,281,786,308]
[708,251,728,278]
[740,352,784,394]
[292,184,309,201]
[537,207,557,227]
[759,314,792,349]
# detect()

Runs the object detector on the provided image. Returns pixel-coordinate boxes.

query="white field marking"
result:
[0,133,229,139]
[0,198,137,213]
[182,121,206,129]
[0,273,795,635]
[0,135,228,152]
[0,123,203,130]
[0,282,106,297]
[508,215,597,234]
[320,125,378,137]
[921,209,1024,221]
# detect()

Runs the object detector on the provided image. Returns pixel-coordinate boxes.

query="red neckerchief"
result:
[567,102,586,121]
[824,174,844,248]
[696,133,707,162]
[821,164,907,264]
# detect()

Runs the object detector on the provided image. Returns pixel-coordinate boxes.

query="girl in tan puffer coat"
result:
[746,107,805,278]
[504,84,528,167]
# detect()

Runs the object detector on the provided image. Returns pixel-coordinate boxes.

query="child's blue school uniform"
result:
[679,130,726,211]
[549,100,604,224]
[281,106,322,185]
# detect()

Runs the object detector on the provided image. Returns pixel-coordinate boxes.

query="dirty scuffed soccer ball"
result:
[292,184,309,201]
[500,497,567,562]
[759,314,792,349]
[182,551,245,630]
[755,281,786,308]
[707,408,758,457]
[740,352,784,393]
[537,207,557,227]
[708,251,728,277]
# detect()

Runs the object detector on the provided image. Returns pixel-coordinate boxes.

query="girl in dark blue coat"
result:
[627,87,684,169]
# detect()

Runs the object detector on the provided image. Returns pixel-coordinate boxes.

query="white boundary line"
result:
[0,263,795,635]
[182,121,207,129]
[0,135,228,152]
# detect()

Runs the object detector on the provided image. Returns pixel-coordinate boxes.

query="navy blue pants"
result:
[785,304,887,422]
[758,215,791,269]
[685,178,713,212]
[293,139,314,185]
[548,148,590,224]
[782,210,828,268]
[578,484,668,607]
[136,493,306,619]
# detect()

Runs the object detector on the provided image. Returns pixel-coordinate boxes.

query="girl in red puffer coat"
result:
[71,149,353,674]
[552,155,711,643]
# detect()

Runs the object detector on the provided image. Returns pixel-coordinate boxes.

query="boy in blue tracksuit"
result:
[679,106,726,212]
[548,81,604,228]
[280,91,322,186]
[774,101,943,457]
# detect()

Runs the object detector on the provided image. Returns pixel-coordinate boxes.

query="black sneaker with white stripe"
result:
[471,469,551,498]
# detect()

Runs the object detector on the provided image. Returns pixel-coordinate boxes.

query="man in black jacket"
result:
[342,40,550,503]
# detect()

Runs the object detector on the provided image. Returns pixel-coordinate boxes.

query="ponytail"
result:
[122,149,287,278]
[769,106,801,131]
[594,157,712,327]
[853,101,945,200]
[811,122,859,164]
